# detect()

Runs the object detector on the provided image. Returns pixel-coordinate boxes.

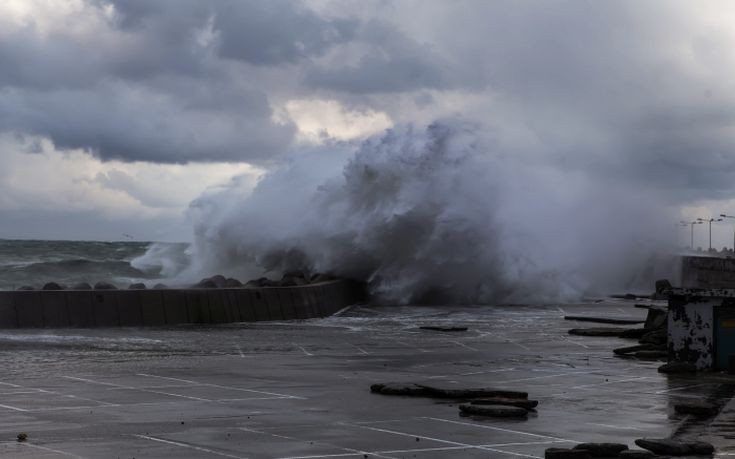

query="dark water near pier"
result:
[0,239,188,290]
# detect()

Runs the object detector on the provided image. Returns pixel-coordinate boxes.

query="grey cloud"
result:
[304,21,481,94]
[1,0,450,164]
[0,80,294,163]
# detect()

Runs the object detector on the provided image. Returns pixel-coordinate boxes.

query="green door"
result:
[715,307,735,371]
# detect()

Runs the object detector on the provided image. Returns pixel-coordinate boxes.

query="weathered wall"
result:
[0,280,366,329]
[668,297,715,369]
[681,256,735,289]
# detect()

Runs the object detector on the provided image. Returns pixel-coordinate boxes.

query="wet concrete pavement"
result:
[0,300,732,458]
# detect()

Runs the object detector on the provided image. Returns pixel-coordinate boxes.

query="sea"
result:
[0,239,190,291]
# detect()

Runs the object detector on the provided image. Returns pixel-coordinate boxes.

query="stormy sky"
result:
[2,0,735,248]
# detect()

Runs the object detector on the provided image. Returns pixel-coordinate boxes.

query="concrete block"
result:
[15,291,44,327]
[206,290,228,323]
[0,292,18,327]
[304,287,321,317]
[141,290,167,325]
[41,291,69,327]
[313,285,330,316]
[275,288,296,320]
[65,291,95,327]
[234,289,256,322]
[117,291,143,327]
[223,289,242,322]
[253,287,279,320]
[289,288,309,318]
[184,290,208,323]
[161,290,187,325]
[92,291,120,327]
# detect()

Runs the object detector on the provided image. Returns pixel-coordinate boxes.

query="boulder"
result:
[631,350,668,360]
[618,449,656,459]
[42,282,65,290]
[572,443,628,457]
[283,270,306,279]
[639,328,667,345]
[209,275,227,288]
[471,397,538,409]
[655,279,672,294]
[94,282,117,290]
[545,448,591,459]
[194,278,218,288]
[564,316,644,325]
[419,326,468,332]
[370,383,528,400]
[246,277,278,287]
[310,273,335,283]
[634,438,714,456]
[70,282,92,290]
[458,404,528,418]
[224,278,243,287]
[619,329,648,339]
[568,328,632,337]
[280,277,306,287]
[128,283,146,290]
[643,308,668,330]
[415,384,528,399]
[370,383,428,396]
[613,344,665,356]
[658,362,697,374]
[674,400,718,417]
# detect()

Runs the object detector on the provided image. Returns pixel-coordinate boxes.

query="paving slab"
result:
[0,301,730,458]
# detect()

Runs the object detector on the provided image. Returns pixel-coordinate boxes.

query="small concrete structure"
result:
[680,255,735,289]
[0,280,366,328]
[667,287,735,371]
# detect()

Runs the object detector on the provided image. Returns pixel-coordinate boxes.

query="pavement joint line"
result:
[571,376,653,390]
[238,426,398,459]
[295,344,313,356]
[426,367,517,379]
[0,403,28,412]
[136,373,305,399]
[279,440,570,459]
[497,371,595,384]
[588,422,644,431]
[448,340,479,351]
[0,381,22,388]
[63,375,214,402]
[21,442,85,458]
[424,417,577,443]
[346,342,369,355]
[133,434,248,459]
[341,422,543,458]
[236,346,246,358]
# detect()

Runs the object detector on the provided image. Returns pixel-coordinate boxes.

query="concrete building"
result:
[667,287,735,371]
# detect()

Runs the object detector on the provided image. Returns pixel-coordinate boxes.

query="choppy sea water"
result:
[0,239,189,290]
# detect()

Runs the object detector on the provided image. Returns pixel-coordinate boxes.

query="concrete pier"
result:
[0,280,366,328]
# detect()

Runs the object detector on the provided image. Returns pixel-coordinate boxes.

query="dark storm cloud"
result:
[0,0,457,163]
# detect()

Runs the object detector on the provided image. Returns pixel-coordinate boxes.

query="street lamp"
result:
[719,214,735,252]
[687,220,703,249]
[677,221,688,248]
[697,217,723,251]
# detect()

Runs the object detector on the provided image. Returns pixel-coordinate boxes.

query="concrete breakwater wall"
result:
[0,280,366,328]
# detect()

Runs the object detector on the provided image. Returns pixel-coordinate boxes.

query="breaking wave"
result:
[151,119,672,304]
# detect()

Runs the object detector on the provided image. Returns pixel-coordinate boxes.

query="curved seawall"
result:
[0,280,366,328]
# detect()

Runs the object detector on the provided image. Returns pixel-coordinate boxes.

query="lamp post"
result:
[688,220,703,249]
[719,214,735,252]
[697,217,723,251]
[677,221,688,248]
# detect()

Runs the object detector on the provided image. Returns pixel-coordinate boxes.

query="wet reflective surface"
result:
[0,301,732,458]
